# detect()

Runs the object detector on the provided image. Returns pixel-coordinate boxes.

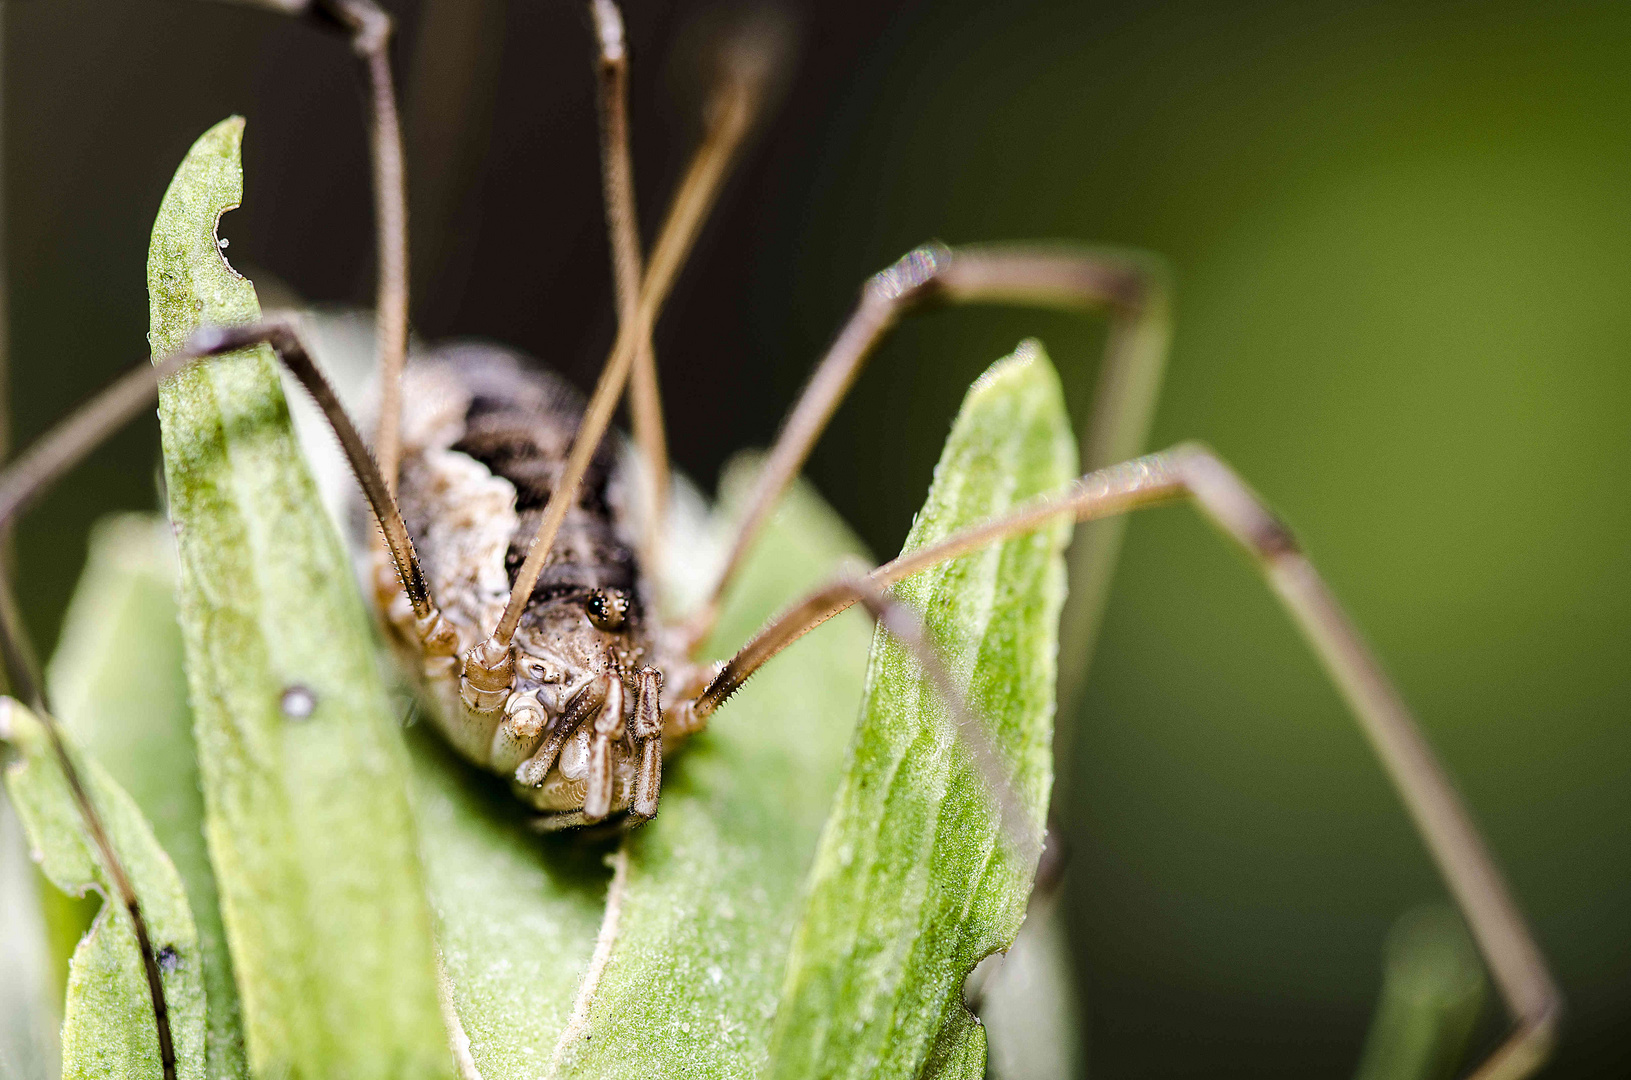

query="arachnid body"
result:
[0,1,1570,1078]
[380,346,708,826]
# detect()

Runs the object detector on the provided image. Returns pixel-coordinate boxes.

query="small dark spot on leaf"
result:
[158,946,180,973]
[280,685,317,720]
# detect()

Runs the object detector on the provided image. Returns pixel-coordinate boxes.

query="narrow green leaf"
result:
[1353,904,1487,1080]
[1,701,206,1080]
[148,117,451,1079]
[929,1025,987,1080]
[769,341,1076,1079]
[47,514,247,1079]
[556,465,874,1078]
[417,463,872,1078]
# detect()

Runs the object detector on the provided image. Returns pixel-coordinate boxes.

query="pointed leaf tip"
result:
[769,341,1077,1080]
[149,120,452,1079]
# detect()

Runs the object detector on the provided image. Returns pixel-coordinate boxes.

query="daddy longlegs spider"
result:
[0,1,1561,1078]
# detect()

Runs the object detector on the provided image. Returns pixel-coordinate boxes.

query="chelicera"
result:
[0,1,1563,1077]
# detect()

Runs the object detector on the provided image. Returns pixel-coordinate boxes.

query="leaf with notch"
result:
[148,116,451,1080]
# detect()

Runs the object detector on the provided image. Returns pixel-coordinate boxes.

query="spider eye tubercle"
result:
[585,588,629,631]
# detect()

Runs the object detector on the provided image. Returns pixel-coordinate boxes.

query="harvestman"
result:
[0,1,1561,1078]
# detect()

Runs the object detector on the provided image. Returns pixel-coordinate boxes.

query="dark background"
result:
[7,0,1629,1075]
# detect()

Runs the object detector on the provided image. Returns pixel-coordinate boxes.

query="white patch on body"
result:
[396,364,518,645]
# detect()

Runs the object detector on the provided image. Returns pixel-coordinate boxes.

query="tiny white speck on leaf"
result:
[279,685,317,720]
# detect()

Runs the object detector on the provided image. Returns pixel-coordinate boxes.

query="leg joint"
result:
[312,0,393,56]
[1171,443,1302,561]
[864,243,954,308]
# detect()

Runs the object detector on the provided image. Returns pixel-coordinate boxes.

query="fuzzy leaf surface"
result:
[768,342,1076,1079]
[1,701,206,1080]
[48,514,246,1079]
[148,117,450,1080]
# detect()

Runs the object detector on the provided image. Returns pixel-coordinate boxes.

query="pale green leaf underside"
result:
[1,702,206,1080]
[148,117,451,1079]
[769,341,1077,1079]
[48,514,246,1080]
[560,465,875,1078]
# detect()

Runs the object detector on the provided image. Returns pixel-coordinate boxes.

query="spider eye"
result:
[585,589,628,631]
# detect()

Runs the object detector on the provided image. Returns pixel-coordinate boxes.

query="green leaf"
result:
[971,895,1083,1080]
[1,701,206,1079]
[47,514,247,1079]
[416,462,873,1078]
[556,466,874,1078]
[768,340,1076,1079]
[1353,904,1487,1080]
[147,117,451,1079]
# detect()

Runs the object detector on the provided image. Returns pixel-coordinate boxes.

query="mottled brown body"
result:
[374,343,707,827]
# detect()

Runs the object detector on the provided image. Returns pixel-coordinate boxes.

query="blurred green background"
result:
[4,0,1628,1075]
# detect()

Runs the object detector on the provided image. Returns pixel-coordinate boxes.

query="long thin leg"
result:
[317,0,411,496]
[461,23,781,696]
[0,320,452,650]
[689,445,1560,1080]
[184,321,442,638]
[590,0,669,566]
[684,244,1170,652]
[0,358,177,530]
[1056,258,1170,712]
